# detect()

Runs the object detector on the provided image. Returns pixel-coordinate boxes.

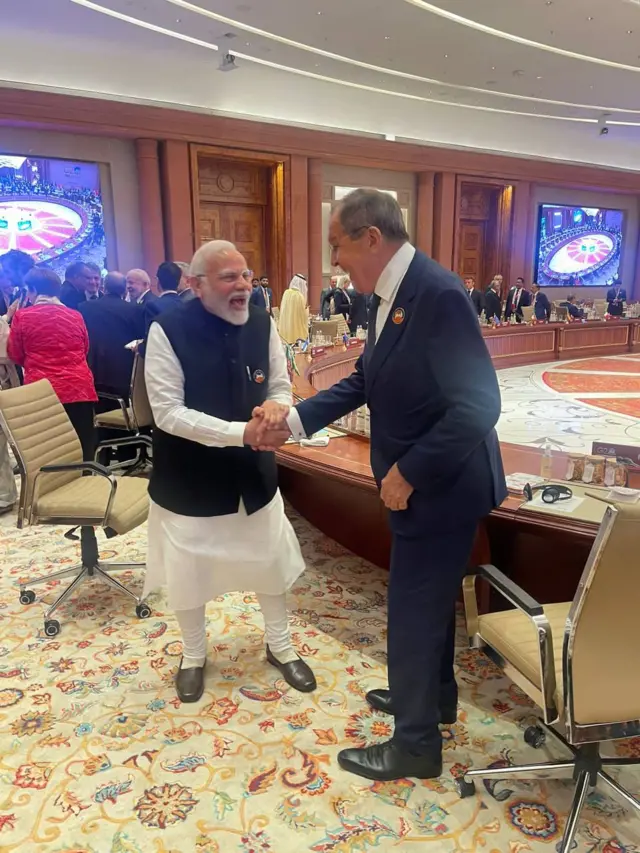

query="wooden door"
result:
[458,221,485,286]
[199,203,265,276]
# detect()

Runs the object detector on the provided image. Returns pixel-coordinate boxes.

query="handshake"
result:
[243,401,292,451]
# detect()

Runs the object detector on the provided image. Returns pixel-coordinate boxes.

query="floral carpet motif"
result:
[542,371,640,393]
[556,358,640,374]
[576,397,640,418]
[0,508,639,852]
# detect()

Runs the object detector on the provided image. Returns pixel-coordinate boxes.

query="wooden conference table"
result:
[277,320,640,606]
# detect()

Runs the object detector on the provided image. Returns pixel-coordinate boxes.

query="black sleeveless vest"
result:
[148,299,278,517]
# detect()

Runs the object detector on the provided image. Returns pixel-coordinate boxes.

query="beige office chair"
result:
[310,319,339,342]
[593,299,608,319]
[521,305,534,324]
[94,353,153,472]
[0,379,151,637]
[458,502,640,852]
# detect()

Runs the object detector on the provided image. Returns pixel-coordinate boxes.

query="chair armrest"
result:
[96,435,152,451]
[97,392,127,404]
[474,564,544,617]
[37,462,118,526]
[464,564,558,724]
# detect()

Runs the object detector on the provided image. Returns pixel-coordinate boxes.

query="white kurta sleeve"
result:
[145,323,246,447]
[267,318,293,406]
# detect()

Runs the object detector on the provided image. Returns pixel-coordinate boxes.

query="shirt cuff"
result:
[287,408,307,441]
[228,421,247,447]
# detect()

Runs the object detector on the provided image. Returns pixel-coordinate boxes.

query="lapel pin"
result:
[392,307,405,325]
[253,369,266,384]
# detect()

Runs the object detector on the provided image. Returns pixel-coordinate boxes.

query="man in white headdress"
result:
[143,240,316,702]
[277,274,309,344]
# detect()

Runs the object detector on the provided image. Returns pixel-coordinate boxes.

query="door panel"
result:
[459,221,485,283]
[198,203,265,276]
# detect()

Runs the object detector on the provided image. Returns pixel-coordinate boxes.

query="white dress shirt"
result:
[288,242,416,439]
[145,316,292,449]
[143,315,305,610]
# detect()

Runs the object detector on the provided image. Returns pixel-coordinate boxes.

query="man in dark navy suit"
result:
[254,189,506,781]
[606,284,626,316]
[531,283,551,321]
[143,262,183,335]
[249,275,274,315]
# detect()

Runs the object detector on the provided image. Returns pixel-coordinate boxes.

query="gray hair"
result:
[190,240,237,277]
[126,268,150,285]
[335,188,409,243]
[175,261,190,275]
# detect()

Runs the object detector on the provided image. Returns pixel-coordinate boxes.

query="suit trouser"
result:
[387,520,478,756]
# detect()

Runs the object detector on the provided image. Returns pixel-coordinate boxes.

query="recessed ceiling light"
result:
[536,75,543,79]
[587,16,593,21]
[444,54,448,58]
[513,69,525,76]
[491,66,496,70]
[545,1,552,5]
[317,10,322,14]
[384,35,390,40]
[175,18,181,23]
[628,29,634,34]
[245,41,250,46]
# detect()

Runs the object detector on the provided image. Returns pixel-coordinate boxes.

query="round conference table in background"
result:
[277,320,640,609]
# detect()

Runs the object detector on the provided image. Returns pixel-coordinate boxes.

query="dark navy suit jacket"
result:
[250,285,273,314]
[295,250,507,537]
[533,291,551,321]
[143,291,182,335]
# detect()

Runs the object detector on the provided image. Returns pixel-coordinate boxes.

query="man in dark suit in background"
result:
[606,284,626,316]
[60,261,92,311]
[349,290,371,333]
[256,189,506,781]
[531,283,551,321]
[144,262,182,334]
[505,277,531,322]
[79,271,144,398]
[483,279,502,322]
[320,276,337,319]
[250,275,274,315]
[564,294,584,320]
[463,276,483,317]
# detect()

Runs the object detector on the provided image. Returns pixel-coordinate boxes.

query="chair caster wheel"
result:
[44,619,61,637]
[136,603,152,619]
[456,778,476,798]
[524,725,547,749]
[19,589,36,605]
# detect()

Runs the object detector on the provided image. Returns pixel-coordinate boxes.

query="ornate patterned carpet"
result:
[0,507,639,852]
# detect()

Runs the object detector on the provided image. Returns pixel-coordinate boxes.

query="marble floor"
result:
[497,354,640,453]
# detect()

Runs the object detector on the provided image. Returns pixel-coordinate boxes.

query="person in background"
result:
[143,239,316,702]
[564,294,584,320]
[0,250,35,513]
[5,279,38,323]
[176,262,195,302]
[256,188,506,781]
[531,283,551,321]
[320,275,338,320]
[143,262,183,335]
[79,271,145,399]
[84,262,103,300]
[126,268,155,306]
[505,277,531,322]
[60,261,93,311]
[463,276,483,317]
[606,283,627,316]
[8,268,97,460]
[483,278,503,322]
[333,274,352,321]
[278,274,309,344]
[349,288,371,334]
[250,275,274,316]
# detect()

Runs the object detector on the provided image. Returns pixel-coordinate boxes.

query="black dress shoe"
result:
[338,739,442,781]
[365,688,457,725]
[266,646,317,693]
[175,658,206,703]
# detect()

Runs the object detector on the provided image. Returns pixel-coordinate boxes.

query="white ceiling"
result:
[2,0,640,169]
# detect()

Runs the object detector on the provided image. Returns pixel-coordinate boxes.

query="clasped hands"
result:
[243,401,291,451]
[243,403,414,512]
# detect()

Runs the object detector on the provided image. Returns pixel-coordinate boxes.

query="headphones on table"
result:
[523,483,573,504]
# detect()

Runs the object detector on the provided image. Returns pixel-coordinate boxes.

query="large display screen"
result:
[0,154,106,276]
[534,204,624,287]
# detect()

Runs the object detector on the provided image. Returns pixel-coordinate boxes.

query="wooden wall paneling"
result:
[510,180,532,284]
[8,89,640,192]
[160,139,194,262]
[308,159,324,313]
[496,184,514,294]
[458,221,486,281]
[415,171,434,256]
[135,138,165,274]
[289,155,309,285]
[267,162,287,301]
[558,322,632,359]
[433,172,456,269]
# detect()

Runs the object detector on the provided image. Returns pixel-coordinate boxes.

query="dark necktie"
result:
[367,294,381,348]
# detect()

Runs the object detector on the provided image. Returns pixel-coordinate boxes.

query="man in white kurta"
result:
[143,240,316,702]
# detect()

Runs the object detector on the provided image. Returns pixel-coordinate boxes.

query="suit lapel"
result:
[365,259,420,393]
